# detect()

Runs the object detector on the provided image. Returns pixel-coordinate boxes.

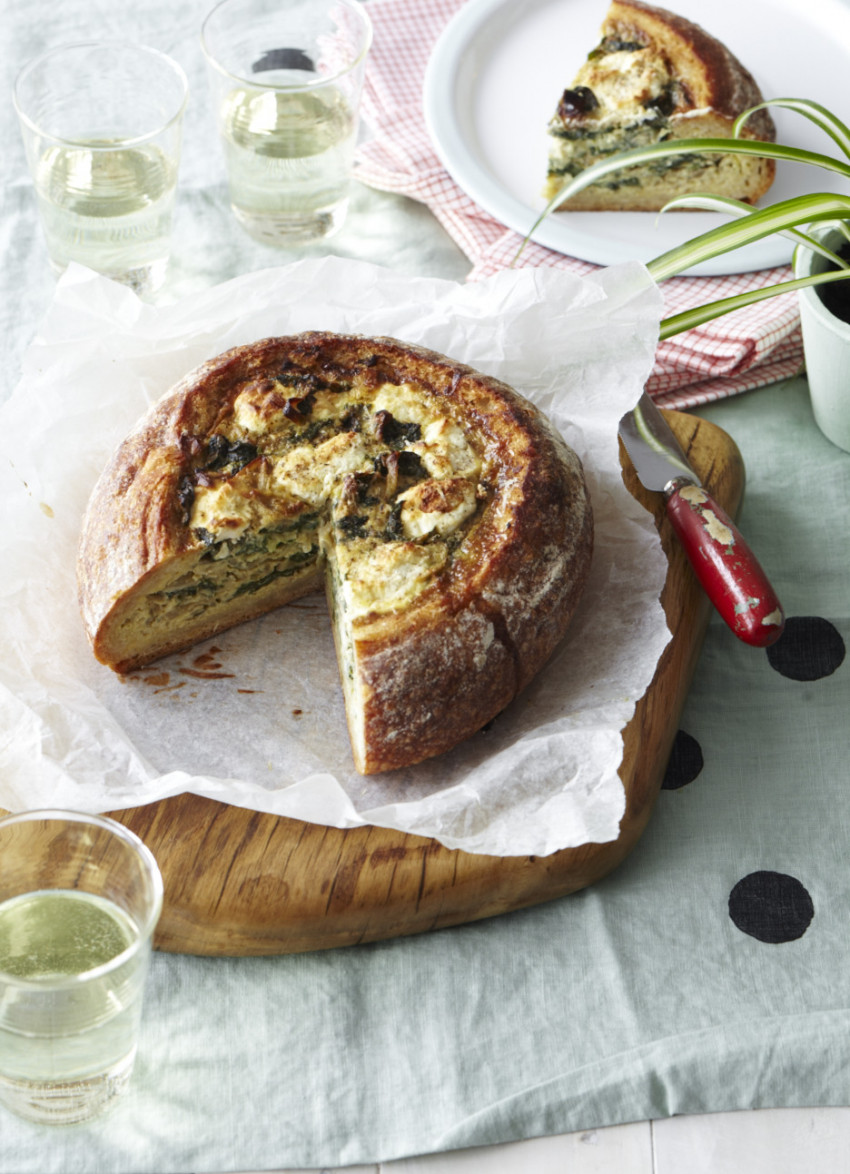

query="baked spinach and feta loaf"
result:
[543,0,776,210]
[77,333,593,775]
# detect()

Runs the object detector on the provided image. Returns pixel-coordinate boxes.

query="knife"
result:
[618,393,785,648]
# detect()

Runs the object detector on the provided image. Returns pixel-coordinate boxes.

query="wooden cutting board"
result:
[94,411,742,956]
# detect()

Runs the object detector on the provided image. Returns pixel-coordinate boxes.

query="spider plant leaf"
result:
[517,138,850,264]
[735,98,850,160]
[658,267,850,339]
[657,193,850,269]
[646,192,850,281]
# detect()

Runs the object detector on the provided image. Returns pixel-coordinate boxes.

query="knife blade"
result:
[619,393,785,648]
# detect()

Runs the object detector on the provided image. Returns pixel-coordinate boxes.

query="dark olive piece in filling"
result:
[557,85,599,120]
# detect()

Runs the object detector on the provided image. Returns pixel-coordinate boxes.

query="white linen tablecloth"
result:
[3,2,850,1172]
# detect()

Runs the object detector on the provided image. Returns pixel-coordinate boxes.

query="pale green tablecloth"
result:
[3,2,850,1171]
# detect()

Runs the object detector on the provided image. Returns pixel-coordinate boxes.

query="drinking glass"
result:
[13,42,188,295]
[0,810,163,1125]
[201,0,373,245]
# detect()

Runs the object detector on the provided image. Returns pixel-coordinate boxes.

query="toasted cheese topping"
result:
[398,477,478,540]
[190,460,297,538]
[184,368,488,620]
[190,480,259,540]
[570,47,673,127]
[334,538,449,616]
[233,382,344,433]
[410,416,480,479]
[371,382,432,422]
[272,432,372,505]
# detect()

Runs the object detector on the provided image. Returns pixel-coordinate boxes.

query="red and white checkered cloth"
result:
[354,0,804,408]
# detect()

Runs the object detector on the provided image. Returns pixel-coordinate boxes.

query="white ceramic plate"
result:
[423,0,850,275]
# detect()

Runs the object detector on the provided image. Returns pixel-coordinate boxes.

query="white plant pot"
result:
[794,227,850,453]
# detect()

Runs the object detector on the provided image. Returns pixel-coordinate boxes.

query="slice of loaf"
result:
[543,0,775,210]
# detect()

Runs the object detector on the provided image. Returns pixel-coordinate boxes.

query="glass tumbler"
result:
[0,810,163,1125]
[201,0,373,245]
[13,42,188,294]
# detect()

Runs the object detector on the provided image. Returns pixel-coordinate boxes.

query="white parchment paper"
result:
[0,256,669,855]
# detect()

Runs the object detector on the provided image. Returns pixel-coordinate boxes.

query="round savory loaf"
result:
[77,333,593,775]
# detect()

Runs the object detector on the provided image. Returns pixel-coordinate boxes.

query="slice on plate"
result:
[77,333,593,775]
[543,0,776,210]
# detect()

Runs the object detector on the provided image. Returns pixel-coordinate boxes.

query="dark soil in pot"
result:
[817,240,850,323]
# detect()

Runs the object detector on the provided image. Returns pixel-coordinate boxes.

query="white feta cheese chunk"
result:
[335,539,447,617]
[190,473,280,539]
[272,432,372,505]
[410,417,480,479]
[397,477,478,539]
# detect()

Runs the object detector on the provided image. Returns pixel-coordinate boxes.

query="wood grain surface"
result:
[97,411,743,956]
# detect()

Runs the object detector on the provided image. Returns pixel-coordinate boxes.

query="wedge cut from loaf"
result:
[77,333,593,775]
[543,0,776,210]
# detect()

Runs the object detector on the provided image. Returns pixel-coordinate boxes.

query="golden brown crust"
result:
[77,333,593,774]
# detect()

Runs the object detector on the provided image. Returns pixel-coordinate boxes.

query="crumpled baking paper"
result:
[0,256,669,856]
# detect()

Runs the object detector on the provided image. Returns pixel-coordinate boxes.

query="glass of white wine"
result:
[13,42,188,295]
[201,0,372,246]
[0,810,163,1126]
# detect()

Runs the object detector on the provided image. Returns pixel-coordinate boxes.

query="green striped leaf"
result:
[659,268,850,339]
[646,193,850,280]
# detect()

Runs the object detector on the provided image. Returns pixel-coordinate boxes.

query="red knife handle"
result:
[665,480,785,647]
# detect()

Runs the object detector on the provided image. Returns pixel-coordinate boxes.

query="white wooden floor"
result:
[231,1108,850,1173]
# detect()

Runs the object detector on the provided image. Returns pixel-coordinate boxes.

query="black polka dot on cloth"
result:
[661,730,704,790]
[728,871,815,943]
[766,615,845,681]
